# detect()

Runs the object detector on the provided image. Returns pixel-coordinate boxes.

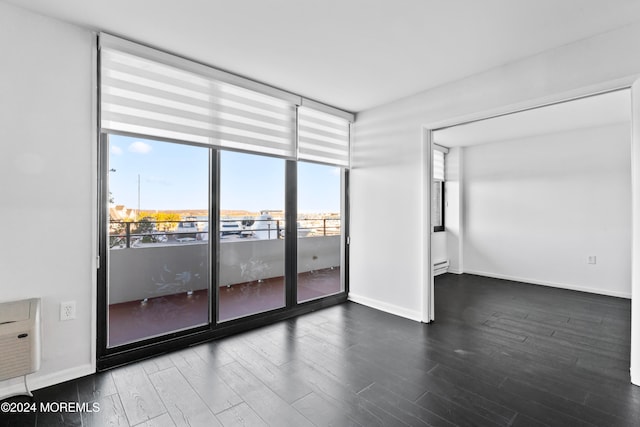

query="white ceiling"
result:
[432,89,631,147]
[6,0,640,112]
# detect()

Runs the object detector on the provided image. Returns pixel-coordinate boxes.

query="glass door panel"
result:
[297,162,344,302]
[218,151,286,321]
[106,135,210,347]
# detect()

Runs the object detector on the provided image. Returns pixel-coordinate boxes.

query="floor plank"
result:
[111,364,167,425]
[148,366,221,426]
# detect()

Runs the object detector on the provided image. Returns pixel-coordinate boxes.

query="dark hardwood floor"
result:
[2,273,639,426]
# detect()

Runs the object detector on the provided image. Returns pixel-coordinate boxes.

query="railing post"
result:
[276,220,280,239]
[125,222,131,248]
[323,218,327,236]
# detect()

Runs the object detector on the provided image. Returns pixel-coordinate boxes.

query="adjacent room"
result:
[433,89,631,299]
[431,88,634,381]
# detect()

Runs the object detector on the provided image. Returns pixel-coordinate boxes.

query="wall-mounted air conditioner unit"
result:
[0,298,41,397]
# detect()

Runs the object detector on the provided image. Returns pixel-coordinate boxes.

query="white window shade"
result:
[433,149,445,181]
[210,84,296,157]
[433,144,449,181]
[100,42,296,158]
[298,106,350,167]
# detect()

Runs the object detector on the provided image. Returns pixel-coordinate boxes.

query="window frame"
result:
[433,180,445,233]
[97,33,353,369]
[97,133,351,369]
[432,145,448,233]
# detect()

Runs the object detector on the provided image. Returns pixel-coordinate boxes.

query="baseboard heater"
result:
[434,260,450,276]
[0,298,41,398]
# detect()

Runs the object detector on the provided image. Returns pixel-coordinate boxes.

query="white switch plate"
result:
[588,256,597,265]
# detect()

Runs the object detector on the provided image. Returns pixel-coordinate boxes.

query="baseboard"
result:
[0,363,94,401]
[447,269,463,275]
[632,366,640,387]
[348,292,422,322]
[463,270,632,299]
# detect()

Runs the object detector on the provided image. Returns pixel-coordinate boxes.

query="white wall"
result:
[351,21,640,321]
[0,3,95,396]
[431,233,447,263]
[462,123,631,297]
[349,122,427,320]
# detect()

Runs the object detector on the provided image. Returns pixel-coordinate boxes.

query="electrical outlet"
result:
[588,256,597,265]
[60,301,76,321]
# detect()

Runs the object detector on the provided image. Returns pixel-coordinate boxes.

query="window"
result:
[105,135,211,347]
[297,161,345,303]
[433,145,448,232]
[218,151,286,321]
[97,33,353,368]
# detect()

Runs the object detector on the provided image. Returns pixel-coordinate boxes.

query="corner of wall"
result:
[348,293,422,322]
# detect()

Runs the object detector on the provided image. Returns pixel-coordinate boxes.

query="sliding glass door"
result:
[218,151,286,321]
[99,135,349,364]
[105,135,210,347]
[98,33,352,367]
[103,141,349,349]
[297,161,345,302]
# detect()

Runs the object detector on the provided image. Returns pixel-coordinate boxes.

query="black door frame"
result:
[96,133,349,370]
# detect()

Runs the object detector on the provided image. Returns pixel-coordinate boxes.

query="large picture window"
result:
[97,34,353,368]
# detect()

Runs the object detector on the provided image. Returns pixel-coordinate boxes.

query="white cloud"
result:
[128,141,153,154]
[110,145,123,155]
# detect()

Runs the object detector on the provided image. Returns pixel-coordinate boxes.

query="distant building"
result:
[109,205,136,222]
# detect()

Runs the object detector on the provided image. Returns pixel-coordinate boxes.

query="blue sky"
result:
[108,135,341,213]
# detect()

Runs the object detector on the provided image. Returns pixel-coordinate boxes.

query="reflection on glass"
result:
[218,151,286,321]
[297,161,344,302]
[107,136,210,347]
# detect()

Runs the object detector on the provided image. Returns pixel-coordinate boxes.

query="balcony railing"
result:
[109,218,341,249]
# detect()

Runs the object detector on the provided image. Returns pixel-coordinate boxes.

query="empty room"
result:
[2,1,640,426]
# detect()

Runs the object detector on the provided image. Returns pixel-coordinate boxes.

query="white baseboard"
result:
[463,269,632,299]
[446,269,463,275]
[348,292,422,322]
[0,363,94,401]
[632,366,640,387]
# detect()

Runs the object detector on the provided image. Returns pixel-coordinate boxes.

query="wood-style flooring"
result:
[2,273,638,426]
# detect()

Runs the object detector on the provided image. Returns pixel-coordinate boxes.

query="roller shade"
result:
[298,106,350,167]
[433,144,448,181]
[100,37,296,158]
[100,33,353,165]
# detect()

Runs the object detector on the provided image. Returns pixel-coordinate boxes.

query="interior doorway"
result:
[424,87,638,384]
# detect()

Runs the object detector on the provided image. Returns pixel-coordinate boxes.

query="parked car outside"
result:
[175,221,198,241]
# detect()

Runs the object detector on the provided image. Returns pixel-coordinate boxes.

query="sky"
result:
[108,135,341,213]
